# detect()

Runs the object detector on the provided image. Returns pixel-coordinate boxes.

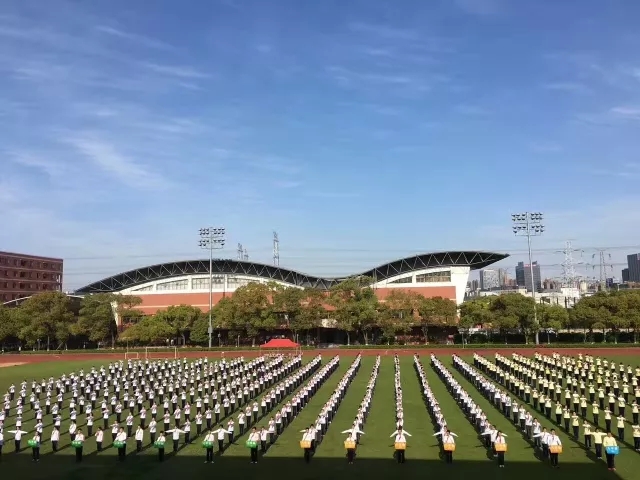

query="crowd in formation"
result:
[0,354,330,463]
[299,354,360,463]
[1,350,639,472]
[341,355,379,464]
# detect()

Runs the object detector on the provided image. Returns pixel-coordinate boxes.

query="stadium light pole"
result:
[199,227,226,349]
[511,213,544,345]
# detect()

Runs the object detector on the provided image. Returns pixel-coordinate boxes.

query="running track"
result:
[2,347,639,366]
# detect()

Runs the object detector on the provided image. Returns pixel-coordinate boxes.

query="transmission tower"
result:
[591,249,613,291]
[243,248,249,261]
[273,231,280,266]
[557,240,583,288]
[237,243,243,260]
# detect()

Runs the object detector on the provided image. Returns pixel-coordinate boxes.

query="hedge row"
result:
[5,343,638,355]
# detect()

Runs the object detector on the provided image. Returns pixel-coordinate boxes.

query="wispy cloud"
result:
[7,152,66,177]
[543,82,592,94]
[454,104,490,116]
[610,106,640,120]
[63,135,171,190]
[142,62,211,79]
[95,25,175,51]
[454,0,504,16]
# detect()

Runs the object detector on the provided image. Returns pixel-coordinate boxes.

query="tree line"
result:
[0,278,458,348]
[459,290,640,343]
[2,281,639,349]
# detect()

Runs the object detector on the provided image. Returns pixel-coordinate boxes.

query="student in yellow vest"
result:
[494,431,507,468]
[592,403,600,425]
[632,423,640,452]
[604,408,612,432]
[616,415,626,441]
[602,432,618,471]
[632,402,639,425]
[562,407,571,431]
[555,404,563,424]
[583,421,592,449]
[591,427,606,459]
[570,413,580,439]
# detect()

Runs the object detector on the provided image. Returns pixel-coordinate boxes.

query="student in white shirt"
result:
[166,425,184,453]
[156,432,166,462]
[390,426,411,464]
[74,430,85,463]
[115,428,127,462]
[547,429,562,468]
[30,432,41,462]
[259,427,269,453]
[9,429,28,453]
[301,428,315,463]
[135,426,144,452]
[212,424,227,452]
[435,428,458,464]
[50,427,60,452]
[95,428,104,452]
[203,430,216,463]
[248,427,261,464]
[494,431,507,468]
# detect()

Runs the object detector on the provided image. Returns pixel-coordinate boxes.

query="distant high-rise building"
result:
[622,268,630,283]
[498,268,510,287]
[626,254,640,282]
[480,269,500,290]
[471,279,479,291]
[0,251,63,303]
[515,261,542,293]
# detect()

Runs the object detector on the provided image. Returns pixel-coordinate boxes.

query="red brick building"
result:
[0,251,64,303]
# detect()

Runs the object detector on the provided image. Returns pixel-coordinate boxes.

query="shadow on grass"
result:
[0,452,624,480]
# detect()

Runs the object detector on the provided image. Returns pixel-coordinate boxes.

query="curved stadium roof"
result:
[75,250,508,294]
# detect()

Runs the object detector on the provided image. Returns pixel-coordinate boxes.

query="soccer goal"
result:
[124,351,140,361]
[145,346,178,361]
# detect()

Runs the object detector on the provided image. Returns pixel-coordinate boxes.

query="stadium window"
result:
[415,270,451,283]
[133,285,154,292]
[390,276,413,284]
[156,279,189,291]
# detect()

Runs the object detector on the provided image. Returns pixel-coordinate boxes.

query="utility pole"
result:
[511,212,544,345]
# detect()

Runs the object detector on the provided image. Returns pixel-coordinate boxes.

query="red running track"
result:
[2,347,640,366]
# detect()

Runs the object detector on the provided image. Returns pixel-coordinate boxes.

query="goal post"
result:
[145,346,178,361]
[124,351,140,361]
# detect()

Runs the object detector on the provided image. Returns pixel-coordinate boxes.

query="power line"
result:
[46,243,640,262]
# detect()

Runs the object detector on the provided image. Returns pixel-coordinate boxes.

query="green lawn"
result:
[0,354,637,480]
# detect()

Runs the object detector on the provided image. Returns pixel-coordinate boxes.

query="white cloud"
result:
[610,106,640,119]
[454,0,504,16]
[543,82,592,94]
[7,152,66,177]
[142,62,211,79]
[63,135,171,190]
[95,25,175,51]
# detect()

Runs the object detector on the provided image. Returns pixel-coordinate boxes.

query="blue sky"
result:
[2,0,640,290]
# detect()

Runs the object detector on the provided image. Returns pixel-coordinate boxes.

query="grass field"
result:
[0,353,638,480]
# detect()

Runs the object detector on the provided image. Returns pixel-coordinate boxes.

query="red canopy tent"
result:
[259,338,301,356]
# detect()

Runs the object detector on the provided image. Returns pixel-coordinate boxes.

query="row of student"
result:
[0,355,316,460]
[499,352,640,421]
[342,355,380,464]
[490,352,640,450]
[0,355,303,454]
[299,355,361,463]
[0,355,288,435]
[503,352,640,405]
[468,354,623,470]
[412,355,456,463]
[454,355,565,467]
[533,352,640,383]
[431,355,506,467]
[201,355,328,464]
[3,356,274,417]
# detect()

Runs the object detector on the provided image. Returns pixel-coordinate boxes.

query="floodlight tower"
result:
[511,213,545,345]
[198,227,226,349]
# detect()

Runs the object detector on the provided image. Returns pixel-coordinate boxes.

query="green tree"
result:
[271,284,304,341]
[116,295,143,324]
[120,316,173,345]
[489,294,536,343]
[328,277,378,345]
[189,313,210,345]
[14,292,75,349]
[416,296,457,344]
[75,293,119,347]
[231,283,278,346]
[296,288,327,344]
[155,304,202,345]
[0,305,20,348]
[459,297,493,331]
[539,303,569,343]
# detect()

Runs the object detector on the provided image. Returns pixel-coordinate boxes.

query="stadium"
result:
[75,250,508,319]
